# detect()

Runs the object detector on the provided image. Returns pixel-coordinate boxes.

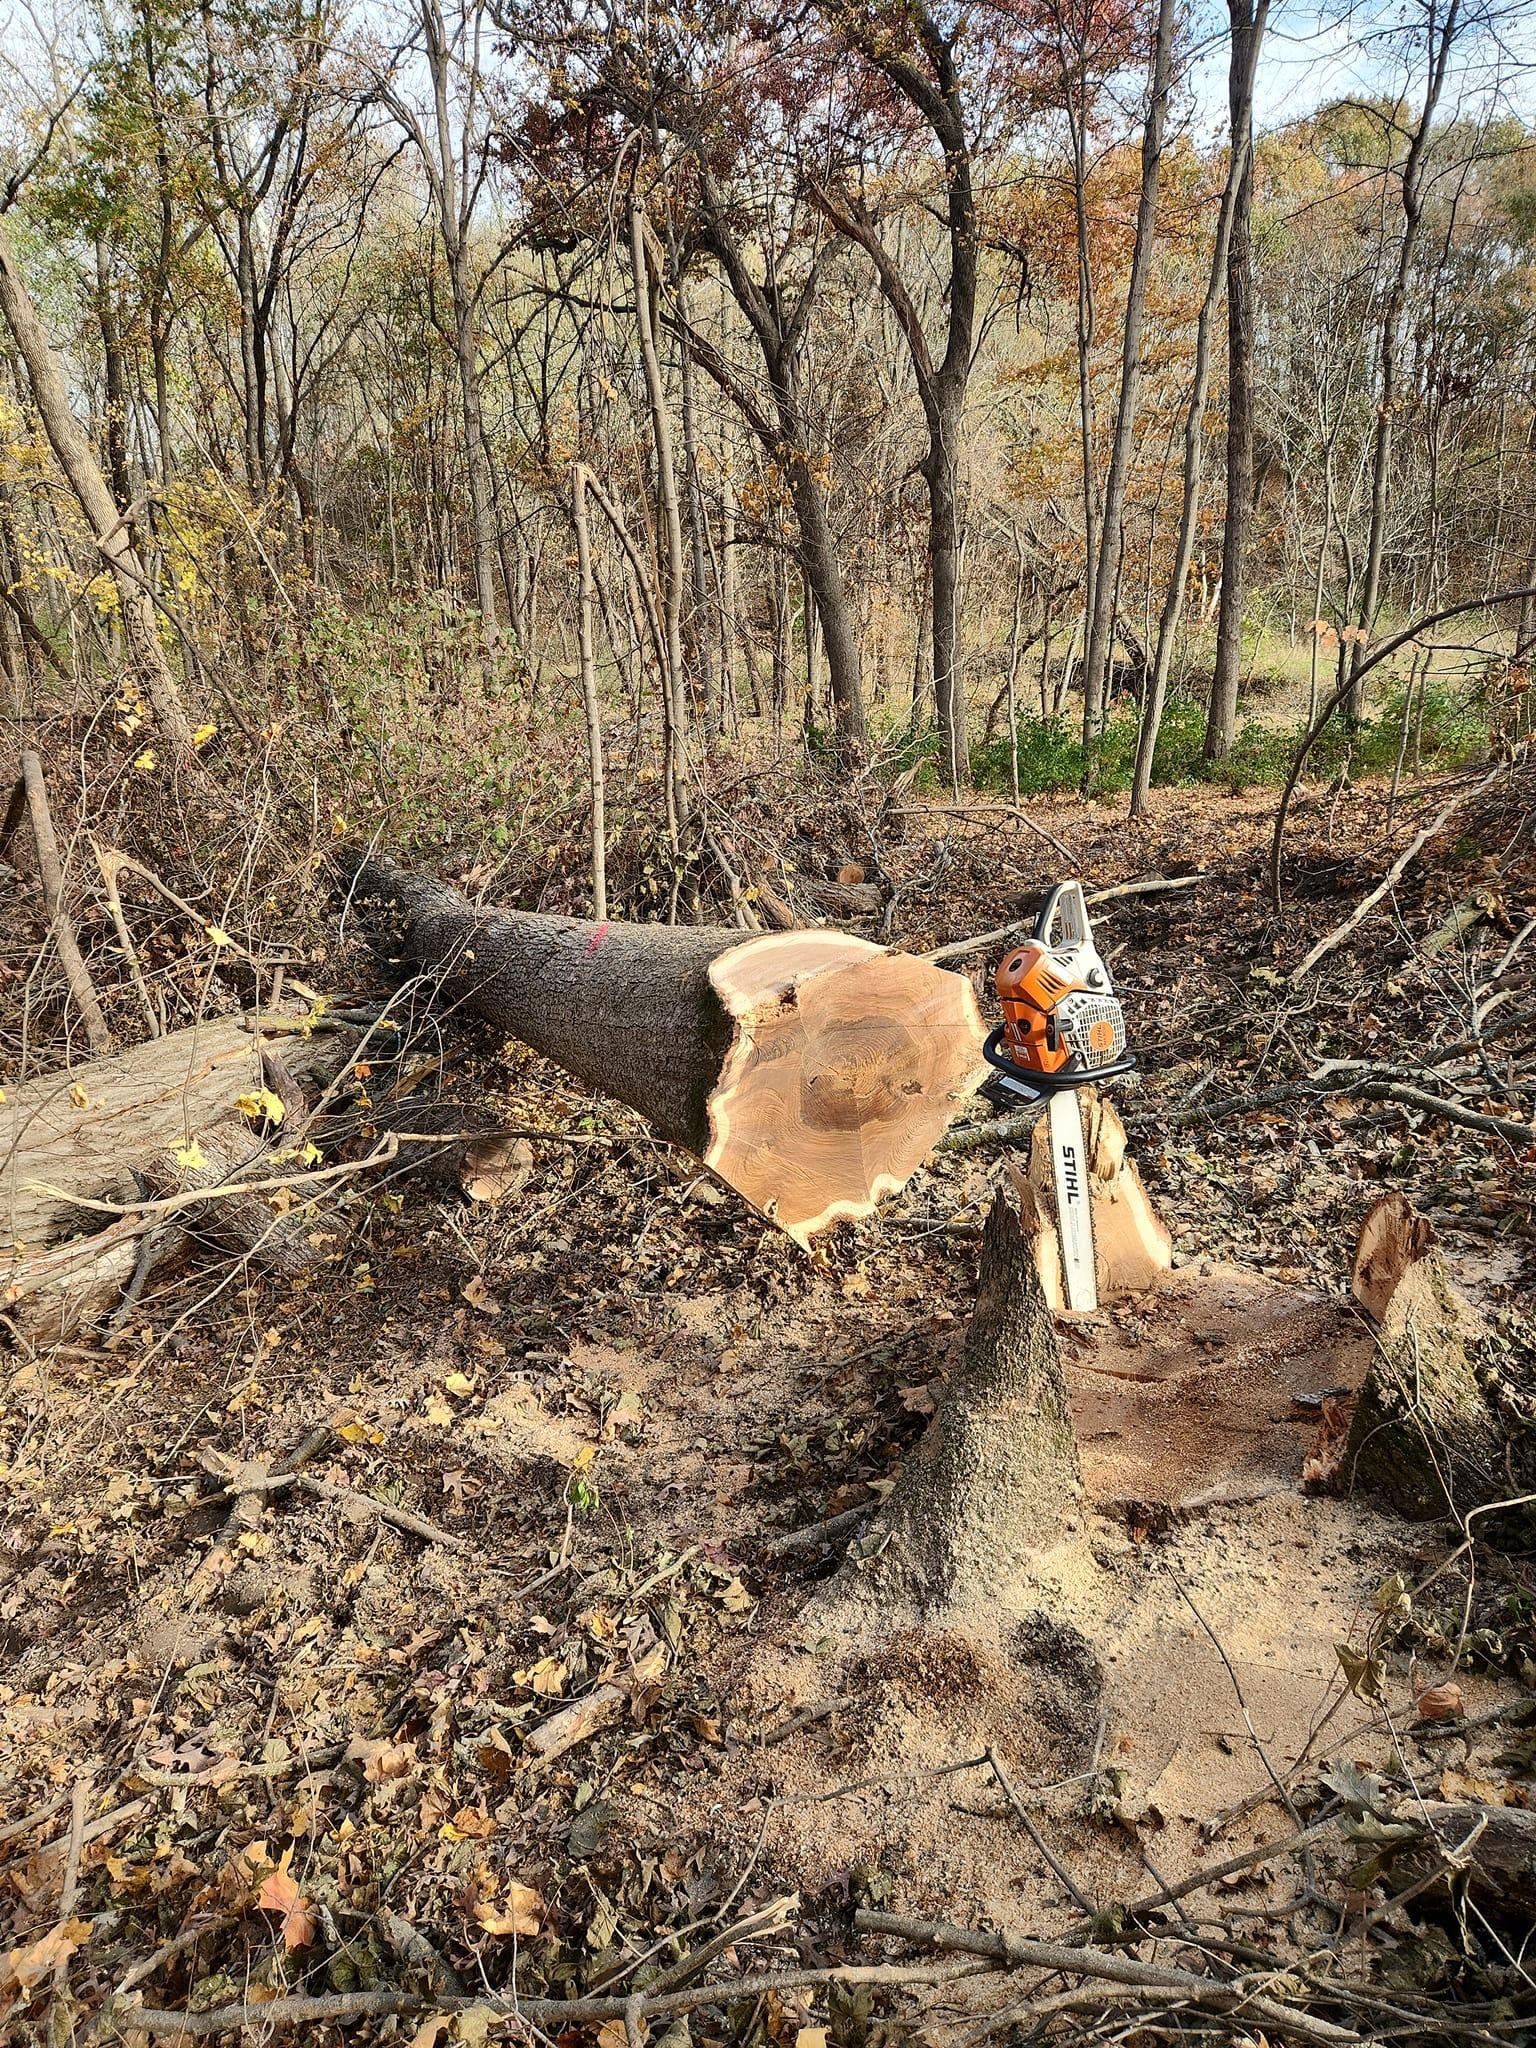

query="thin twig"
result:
[985,1745,1095,1915]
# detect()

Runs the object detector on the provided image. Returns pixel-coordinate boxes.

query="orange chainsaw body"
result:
[994,938,1125,1080]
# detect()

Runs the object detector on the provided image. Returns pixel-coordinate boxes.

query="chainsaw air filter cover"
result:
[1054,989,1127,1069]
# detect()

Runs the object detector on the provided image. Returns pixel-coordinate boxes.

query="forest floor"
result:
[3,767,1535,2044]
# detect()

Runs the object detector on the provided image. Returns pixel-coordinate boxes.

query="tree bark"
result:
[343,852,987,1247]
[833,1185,1082,1618]
[0,214,193,755]
[1344,0,1461,723]
[2,1016,357,1338]
[1343,1195,1533,1536]
[1204,0,1263,762]
[571,465,608,920]
[1082,0,1176,743]
[19,751,112,1057]
[630,199,691,836]
[1131,0,1268,815]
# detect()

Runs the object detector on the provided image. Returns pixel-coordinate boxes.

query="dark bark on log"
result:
[343,852,738,1156]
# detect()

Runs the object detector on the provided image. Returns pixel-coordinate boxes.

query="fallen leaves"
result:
[1,1918,91,2010]
[234,1840,316,1951]
[1414,1681,1465,1723]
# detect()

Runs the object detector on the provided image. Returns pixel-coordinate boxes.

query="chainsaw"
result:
[979,881,1135,1313]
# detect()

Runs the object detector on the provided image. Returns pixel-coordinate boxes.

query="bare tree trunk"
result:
[1083,0,1176,743]
[1344,0,1461,723]
[1204,0,1264,761]
[571,466,607,920]
[630,199,691,837]
[1131,0,1267,816]
[0,214,192,755]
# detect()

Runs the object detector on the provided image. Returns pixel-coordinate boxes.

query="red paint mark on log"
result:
[585,922,611,954]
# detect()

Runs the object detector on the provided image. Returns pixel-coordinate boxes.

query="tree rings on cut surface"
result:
[705,932,988,1246]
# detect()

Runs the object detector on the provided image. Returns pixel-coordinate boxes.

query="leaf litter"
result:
[2,777,1535,2044]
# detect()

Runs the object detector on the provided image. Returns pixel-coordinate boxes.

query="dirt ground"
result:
[3,772,1534,2042]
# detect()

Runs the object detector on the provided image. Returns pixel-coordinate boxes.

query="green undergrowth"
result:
[951,685,1492,798]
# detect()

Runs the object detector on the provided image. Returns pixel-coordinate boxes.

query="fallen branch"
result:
[1289,763,1507,983]
[123,1959,990,2037]
[852,1910,1357,2044]
[892,801,1076,864]
[1063,1814,1342,1937]
[986,1746,1094,1915]
[923,876,1198,967]
[293,1472,475,1554]
[764,1503,875,1556]
[934,1106,1045,1155]
[20,750,110,1053]
[1149,1075,1531,1146]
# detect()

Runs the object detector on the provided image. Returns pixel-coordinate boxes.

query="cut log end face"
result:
[703,935,988,1246]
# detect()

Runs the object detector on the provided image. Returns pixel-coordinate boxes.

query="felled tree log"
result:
[1400,1802,1536,1917]
[1343,1194,1534,1531]
[2,1016,355,1338]
[342,852,987,1245]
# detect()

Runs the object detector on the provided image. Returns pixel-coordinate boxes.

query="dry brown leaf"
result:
[1,1918,91,1997]
[347,1737,417,1782]
[473,1881,543,1937]
[443,1807,496,1840]
[255,1848,317,1949]
[1414,1682,1464,1722]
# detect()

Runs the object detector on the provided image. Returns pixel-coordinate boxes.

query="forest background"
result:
[1,0,1534,916]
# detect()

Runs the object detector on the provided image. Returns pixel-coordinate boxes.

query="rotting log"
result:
[1343,1193,1534,1532]
[2,1015,356,1339]
[341,851,987,1246]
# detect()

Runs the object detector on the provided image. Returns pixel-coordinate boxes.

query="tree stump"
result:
[827,1183,1082,1623]
[1344,1194,1534,1533]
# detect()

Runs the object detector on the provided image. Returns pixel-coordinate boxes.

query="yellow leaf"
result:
[236,1088,286,1126]
[528,1656,566,1696]
[570,1443,596,1472]
[207,924,233,948]
[69,1082,90,1109]
[443,1372,475,1397]
[173,1139,208,1171]
[192,723,218,747]
[133,748,157,771]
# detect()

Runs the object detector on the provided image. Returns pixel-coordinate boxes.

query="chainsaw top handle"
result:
[1032,879,1091,951]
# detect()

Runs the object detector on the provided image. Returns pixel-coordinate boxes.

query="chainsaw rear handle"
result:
[982,1026,1136,1094]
